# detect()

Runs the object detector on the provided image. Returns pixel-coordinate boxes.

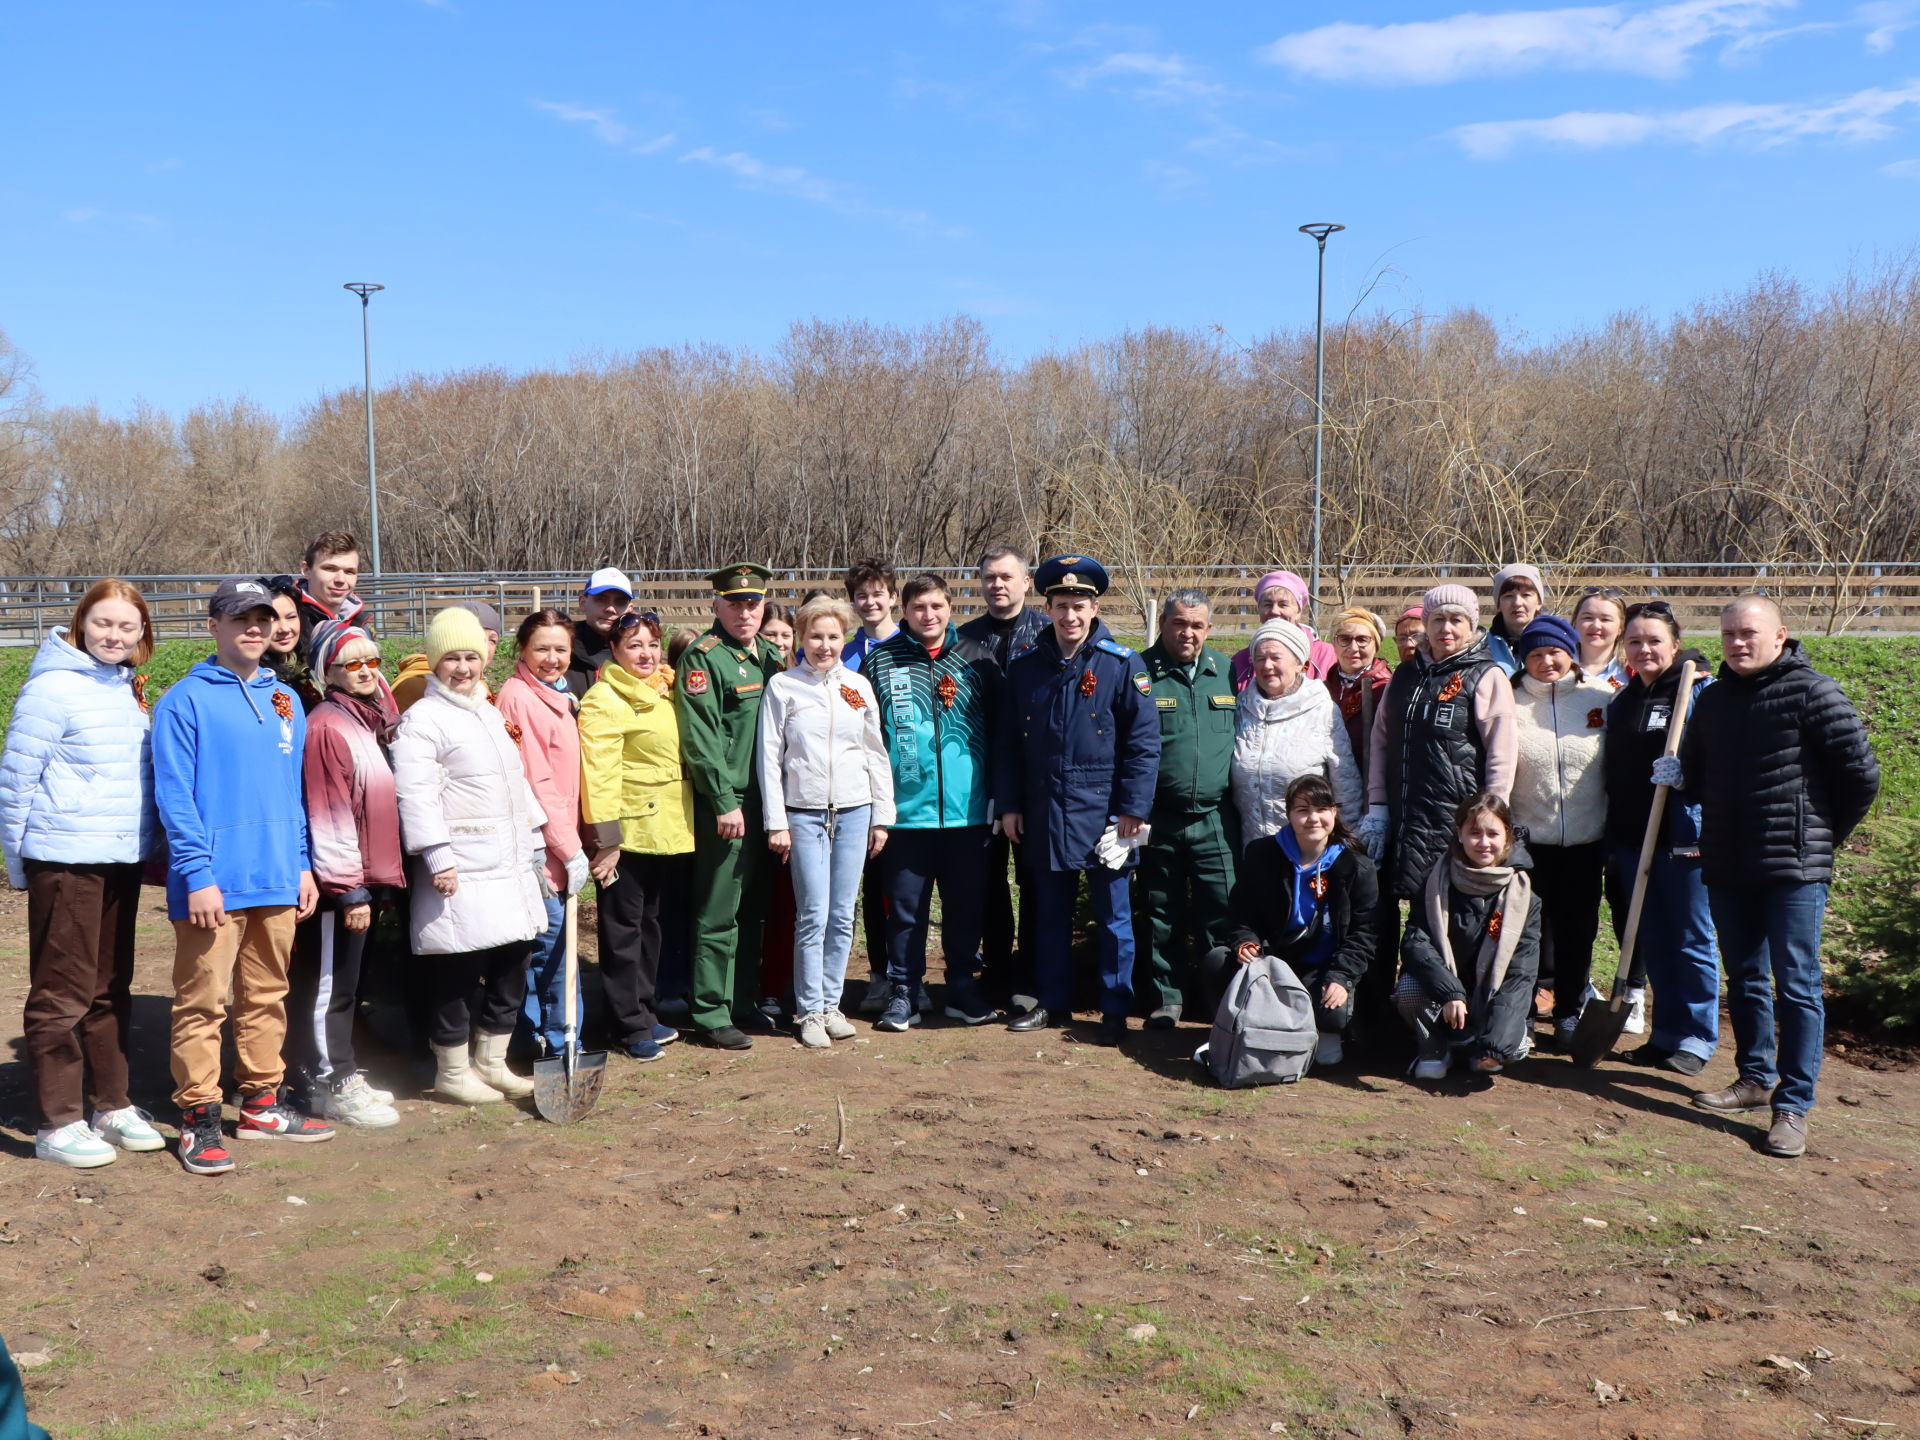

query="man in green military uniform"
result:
[1136,588,1239,1028]
[677,562,783,1050]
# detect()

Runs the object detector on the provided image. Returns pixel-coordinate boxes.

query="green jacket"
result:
[675,622,782,814]
[1144,641,1237,814]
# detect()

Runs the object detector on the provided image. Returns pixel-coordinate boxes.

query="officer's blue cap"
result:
[1034,555,1108,598]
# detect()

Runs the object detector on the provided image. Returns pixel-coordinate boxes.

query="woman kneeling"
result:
[1395,791,1542,1081]
[1202,774,1377,1068]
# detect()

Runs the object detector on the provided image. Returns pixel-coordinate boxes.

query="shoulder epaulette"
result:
[1095,637,1133,659]
[693,634,720,654]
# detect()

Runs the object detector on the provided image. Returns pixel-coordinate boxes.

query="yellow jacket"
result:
[579,661,695,855]
[391,653,431,713]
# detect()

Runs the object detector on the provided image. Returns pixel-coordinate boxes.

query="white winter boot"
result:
[433,1042,505,1106]
[472,1031,535,1099]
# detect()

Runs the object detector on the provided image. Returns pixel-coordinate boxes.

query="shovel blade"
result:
[1567,1000,1631,1069]
[533,1049,608,1123]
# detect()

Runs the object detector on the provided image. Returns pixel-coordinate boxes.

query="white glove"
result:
[1094,821,1150,870]
[565,850,590,897]
[1354,810,1388,861]
[1651,757,1685,789]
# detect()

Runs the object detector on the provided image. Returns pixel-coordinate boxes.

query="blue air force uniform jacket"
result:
[992,620,1161,872]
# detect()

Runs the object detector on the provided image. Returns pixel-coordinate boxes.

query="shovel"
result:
[534,896,607,1122]
[1570,660,1698,1069]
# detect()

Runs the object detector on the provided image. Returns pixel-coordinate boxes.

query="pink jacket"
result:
[303,688,406,904]
[496,666,583,889]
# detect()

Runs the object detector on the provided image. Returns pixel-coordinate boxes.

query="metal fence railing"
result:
[1,563,1916,643]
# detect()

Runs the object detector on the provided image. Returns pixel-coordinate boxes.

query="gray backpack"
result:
[1199,955,1316,1088]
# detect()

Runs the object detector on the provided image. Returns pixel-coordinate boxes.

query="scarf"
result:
[1423,854,1531,1001]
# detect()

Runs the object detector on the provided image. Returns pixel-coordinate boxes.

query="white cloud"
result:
[533,101,675,154]
[1883,156,1920,173]
[1450,78,1920,154]
[1860,1,1920,51]
[679,146,964,238]
[1065,50,1225,104]
[1261,1,1795,84]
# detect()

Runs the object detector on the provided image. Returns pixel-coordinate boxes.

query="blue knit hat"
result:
[1515,614,1580,661]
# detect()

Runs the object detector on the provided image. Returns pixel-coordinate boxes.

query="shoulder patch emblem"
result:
[1095,637,1132,658]
[1133,671,1151,695]
[693,634,720,653]
[684,670,709,696]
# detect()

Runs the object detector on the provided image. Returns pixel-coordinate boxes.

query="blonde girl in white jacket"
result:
[392,609,549,1104]
[756,597,894,1048]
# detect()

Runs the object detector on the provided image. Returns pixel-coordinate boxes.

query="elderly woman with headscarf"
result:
[1354,584,1517,1027]
[1231,570,1336,691]
[1229,618,1364,852]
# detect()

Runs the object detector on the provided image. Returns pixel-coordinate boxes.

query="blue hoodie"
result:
[152,658,310,920]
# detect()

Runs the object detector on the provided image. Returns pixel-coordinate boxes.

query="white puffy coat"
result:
[1510,670,1613,848]
[0,629,157,887]
[391,677,548,956]
[1229,677,1364,849]
[756,661,895,832]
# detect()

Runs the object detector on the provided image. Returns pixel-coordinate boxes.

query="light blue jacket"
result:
[0,629,157,888]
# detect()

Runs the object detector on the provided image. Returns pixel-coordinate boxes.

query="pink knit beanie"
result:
[1421,583,1480,623]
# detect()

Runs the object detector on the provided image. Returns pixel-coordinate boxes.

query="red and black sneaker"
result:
[177,1102,236,1175]
[237,1092,336,1143]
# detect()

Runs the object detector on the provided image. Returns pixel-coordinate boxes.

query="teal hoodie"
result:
[860,623,998,829]
[152,658,310,920]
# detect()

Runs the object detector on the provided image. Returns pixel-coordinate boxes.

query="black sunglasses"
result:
[1624,600,1676,620]
[612,610,662,632]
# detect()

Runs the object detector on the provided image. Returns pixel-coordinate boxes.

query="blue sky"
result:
[6,1,1918,416]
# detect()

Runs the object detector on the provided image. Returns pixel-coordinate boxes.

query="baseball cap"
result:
[209,577,276,618]
[584,567,634,598]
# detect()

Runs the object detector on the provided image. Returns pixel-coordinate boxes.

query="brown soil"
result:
[2,888,1918,1439]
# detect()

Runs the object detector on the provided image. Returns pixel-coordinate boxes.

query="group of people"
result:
[1,535,1880,1177]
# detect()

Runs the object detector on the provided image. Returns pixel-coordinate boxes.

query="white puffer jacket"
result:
[756,661,895,832]
[1510,670,1614,848]
[0,629,158,887]
[391,677,548,956]
[1229,678,1364,849]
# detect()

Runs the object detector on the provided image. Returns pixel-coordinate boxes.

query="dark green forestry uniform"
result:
[1135,640,1239,1011]
[677,564,784,1036]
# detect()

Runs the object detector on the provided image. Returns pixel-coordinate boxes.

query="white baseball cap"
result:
[583,567,634,597]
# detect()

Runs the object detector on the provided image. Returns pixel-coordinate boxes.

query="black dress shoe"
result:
[703,1025,754,1051]
[1006,1007,1050,1033]
[1624,1043,1674,1068]
[1098,1014,1129,1046]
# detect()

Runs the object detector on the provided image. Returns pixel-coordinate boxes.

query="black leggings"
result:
[430,942,532,1048]
[1530,841,1606,1022]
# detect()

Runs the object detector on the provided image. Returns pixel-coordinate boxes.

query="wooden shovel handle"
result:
[1609,660,1698,1006]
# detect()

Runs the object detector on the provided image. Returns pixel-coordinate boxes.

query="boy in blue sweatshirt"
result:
[154,578,331,1174]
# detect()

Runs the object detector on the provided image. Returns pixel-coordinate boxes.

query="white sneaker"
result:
[37,1120,116,1168]
[323,1074,401,1129]
[91,1106,165,1152]
[1410,1056,1450,1081]
[1623,988,1648,1036]
[798,1013,831,1049]
[856,975,889,1015]
[1314,1032,1345,1067]
[822,1008,857,1040]
[357,1073,396,1105]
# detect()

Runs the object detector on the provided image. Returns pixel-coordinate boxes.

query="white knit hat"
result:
[1250,618,1312,666]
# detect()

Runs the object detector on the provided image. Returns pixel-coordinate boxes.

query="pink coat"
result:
[495,666,582,889]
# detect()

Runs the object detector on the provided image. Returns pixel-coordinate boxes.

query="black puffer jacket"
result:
[1380,634,1503,900]
[1222,840,1379,988]
[1678,640,1879,887]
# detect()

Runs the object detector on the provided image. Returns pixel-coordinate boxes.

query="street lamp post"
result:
[343,283,385,578]
[1296,223,1343,609]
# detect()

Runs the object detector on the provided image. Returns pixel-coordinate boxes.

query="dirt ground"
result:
[2,886,1918,1440]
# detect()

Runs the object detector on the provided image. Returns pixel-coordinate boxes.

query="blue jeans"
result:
[881,825,990,989]
[1707,882,1828,1115]
[789,806,871,1017]
[1029,866,1135,1018]
[518,895,580,1055]
[1610,844,1719,1062]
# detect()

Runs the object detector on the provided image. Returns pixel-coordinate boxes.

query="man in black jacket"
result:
[958,545,1046,1013]
[1671,596,1879,1158]
[566,567,635,698]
